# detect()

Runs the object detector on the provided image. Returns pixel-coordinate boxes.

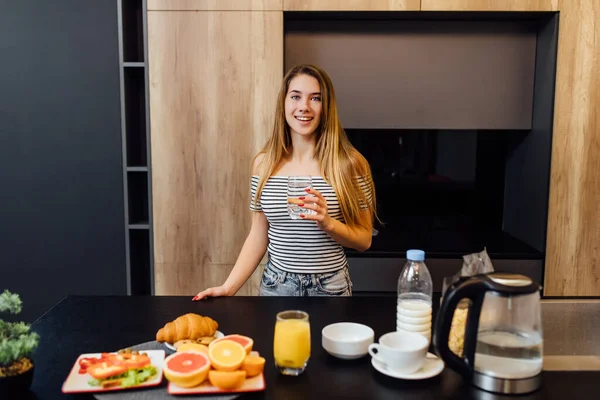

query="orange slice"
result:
[208,339,246,371]
[176,343,208,354]
[211,334,254,355]
[241,355,265,377]
[163,351,210,388]
[208,370,247,390]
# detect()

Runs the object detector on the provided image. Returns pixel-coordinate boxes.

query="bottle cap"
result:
[406,249,425,261]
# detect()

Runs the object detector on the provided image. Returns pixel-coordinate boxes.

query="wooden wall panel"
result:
[154,263,265,296]
[148,11,283,295]
[544,0,600,296]
[421,0,558,11]
[148,0,282,10]
[283,0,420,11]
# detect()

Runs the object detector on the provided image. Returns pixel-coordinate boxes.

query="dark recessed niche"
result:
[285,11,559,260]
[121,0,144,63]
[346,129,543,258]
[127,170,149,225]
[129,229,151,295]
[124,66,147,167]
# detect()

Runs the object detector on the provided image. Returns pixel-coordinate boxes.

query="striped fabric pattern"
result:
[250,175,372,274]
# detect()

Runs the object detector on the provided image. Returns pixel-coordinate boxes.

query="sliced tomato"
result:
[108,353,151,369]
[78,355,108,374]
[78,358,96,372]
[86,362,128,380]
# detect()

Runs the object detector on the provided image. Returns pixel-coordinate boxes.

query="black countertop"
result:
[26,296,599,400]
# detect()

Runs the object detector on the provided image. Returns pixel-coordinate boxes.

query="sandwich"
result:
[81,350,157,389]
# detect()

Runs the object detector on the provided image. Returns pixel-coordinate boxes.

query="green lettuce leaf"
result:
[88,365,157,388]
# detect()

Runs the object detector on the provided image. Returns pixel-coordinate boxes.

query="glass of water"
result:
[287,176,316,220]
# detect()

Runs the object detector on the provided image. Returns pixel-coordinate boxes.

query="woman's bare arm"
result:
[193,210,269,300]
[300,187,373,252]
[319,209,372,252]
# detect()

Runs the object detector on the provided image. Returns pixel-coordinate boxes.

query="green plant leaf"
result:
[0,290,22,315]
[0,290,39,366]
[0,332,39,366]
[0,321,30,341]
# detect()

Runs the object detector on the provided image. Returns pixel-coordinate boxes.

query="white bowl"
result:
[322,322,375,360]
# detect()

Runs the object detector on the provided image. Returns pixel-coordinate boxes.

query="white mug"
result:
[396,327,431,344]
[368,331,429,374]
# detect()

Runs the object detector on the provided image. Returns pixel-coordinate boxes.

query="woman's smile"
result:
[295,115,314,125]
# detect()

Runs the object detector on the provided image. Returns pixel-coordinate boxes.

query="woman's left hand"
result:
[299,188,334,232]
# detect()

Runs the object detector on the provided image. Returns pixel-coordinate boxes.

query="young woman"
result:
[193,64,377,299]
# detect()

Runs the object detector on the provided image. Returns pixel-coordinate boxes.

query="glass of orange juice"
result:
[273,310,311,375]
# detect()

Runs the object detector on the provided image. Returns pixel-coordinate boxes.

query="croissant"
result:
[156,313,219,343]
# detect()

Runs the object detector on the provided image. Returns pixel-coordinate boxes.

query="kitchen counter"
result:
[541,299,600,371]
[26,296,600,399]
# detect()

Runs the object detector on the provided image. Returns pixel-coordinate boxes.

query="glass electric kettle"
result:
[433,273,543,395]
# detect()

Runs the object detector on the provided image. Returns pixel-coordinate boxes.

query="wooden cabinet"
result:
[421,0,559,11]
[284,0,419,11]
[148,0,282,10]
[544,0,600,296]
[147,11,283,295]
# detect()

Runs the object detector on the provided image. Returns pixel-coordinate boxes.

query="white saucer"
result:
[164,330,224,351]
[371,352,444,380]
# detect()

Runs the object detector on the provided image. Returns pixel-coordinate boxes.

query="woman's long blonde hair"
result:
[253,64,377,229]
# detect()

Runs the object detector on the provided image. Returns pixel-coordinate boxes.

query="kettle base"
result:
[473,371,541,395]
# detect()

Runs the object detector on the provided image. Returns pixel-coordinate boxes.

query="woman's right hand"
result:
[192,285,230,301]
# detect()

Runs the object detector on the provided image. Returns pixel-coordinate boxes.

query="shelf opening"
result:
[121,0,144,63]
[124,66,148,167]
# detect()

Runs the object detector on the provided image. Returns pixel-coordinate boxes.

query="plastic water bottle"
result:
[397,250,433,342]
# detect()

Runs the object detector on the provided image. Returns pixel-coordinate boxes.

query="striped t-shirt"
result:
[250,175,372,274]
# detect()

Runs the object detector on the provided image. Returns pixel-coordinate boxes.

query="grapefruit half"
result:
[210,334,254,355]
[163,351,210,388]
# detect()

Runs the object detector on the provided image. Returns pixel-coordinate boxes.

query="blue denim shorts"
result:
[259,262,352,297]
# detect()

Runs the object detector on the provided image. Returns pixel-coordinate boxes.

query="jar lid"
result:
[486,273,540,295]
[406,249,425,261]
[489,273,532,287]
